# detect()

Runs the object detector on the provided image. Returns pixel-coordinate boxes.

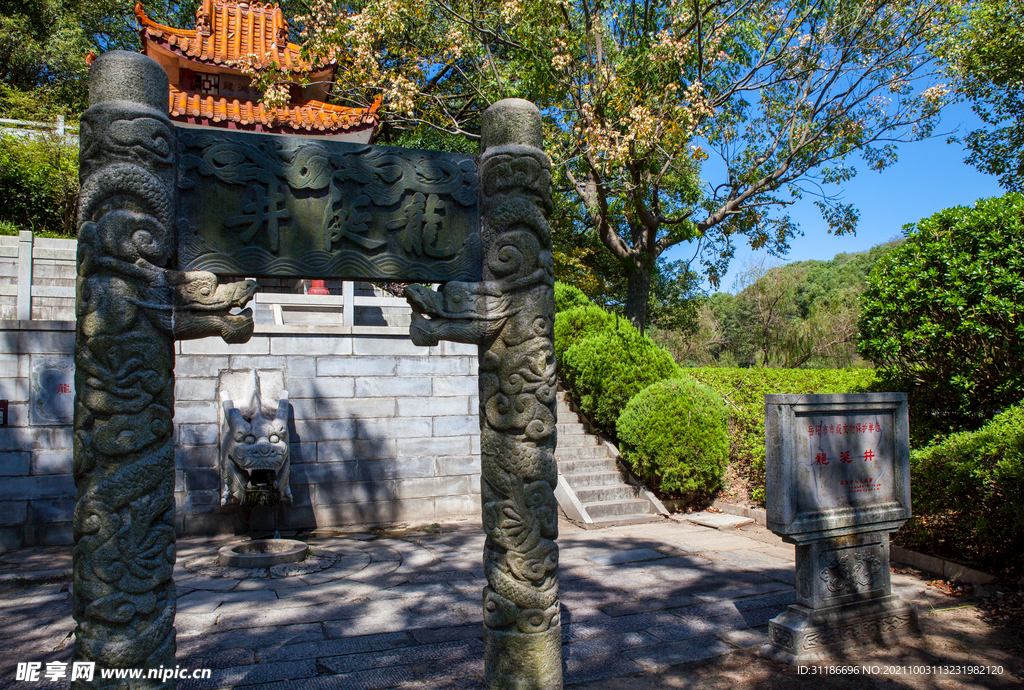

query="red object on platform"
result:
[308,280,330,295]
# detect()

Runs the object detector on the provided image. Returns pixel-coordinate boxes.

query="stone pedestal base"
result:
[484,625,563,690]
[761,595,918,664]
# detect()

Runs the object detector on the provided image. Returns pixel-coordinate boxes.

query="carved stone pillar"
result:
[73,51,255,689]
[406,99,561,689]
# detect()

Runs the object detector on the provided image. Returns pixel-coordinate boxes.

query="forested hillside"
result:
[651,241,900,369]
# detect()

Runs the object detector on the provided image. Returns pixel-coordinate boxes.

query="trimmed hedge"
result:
[554,281,591,313]
[561,324,682,434]
[618,378,729,498]
[683,367,881,503]
[899,404,1024,575]
[859,193,1024,443]
[553,304,616,364]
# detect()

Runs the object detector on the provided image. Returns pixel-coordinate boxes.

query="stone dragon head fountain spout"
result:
[219,371,291,506]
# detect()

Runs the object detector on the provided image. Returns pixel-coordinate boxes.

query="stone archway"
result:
[73,51,560,689]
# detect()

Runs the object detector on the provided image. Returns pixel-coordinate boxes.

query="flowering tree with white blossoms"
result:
[272,0,957,331]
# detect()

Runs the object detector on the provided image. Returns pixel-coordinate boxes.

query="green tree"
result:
[0,0,95,118]
[653,242,896,368]
[293,0,956,331]
[859,193,1024,439]
[940,0,1024,191]
[0,130,78,234]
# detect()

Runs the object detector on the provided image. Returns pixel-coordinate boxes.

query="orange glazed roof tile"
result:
[168,85,381,134]
[135,0,332,73]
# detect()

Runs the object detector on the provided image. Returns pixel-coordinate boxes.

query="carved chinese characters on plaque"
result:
[795,413,896,513]
[176,130,481,281]
[30,356,75,425]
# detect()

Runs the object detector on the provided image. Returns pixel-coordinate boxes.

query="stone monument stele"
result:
[73,49,560,690]
[761,393,917,664]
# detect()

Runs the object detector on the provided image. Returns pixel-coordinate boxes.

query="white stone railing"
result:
[0,116,79,142]
[254,285,416,335]
[0,231,77,321]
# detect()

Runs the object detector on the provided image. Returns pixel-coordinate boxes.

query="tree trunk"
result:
[625,265,651,333]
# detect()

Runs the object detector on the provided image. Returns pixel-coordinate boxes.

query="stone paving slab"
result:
[0,514,954,690]
[584,547,670,566]
[717,625,769,649]
[625,633,735,671]
[685,511,755,529]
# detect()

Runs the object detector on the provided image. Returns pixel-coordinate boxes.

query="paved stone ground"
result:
[0,514,955,690]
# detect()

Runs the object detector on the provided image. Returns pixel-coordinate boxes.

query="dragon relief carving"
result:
[405,124,561,688]
[220,376,291,506]
[819,549,882,594]
[73,53,256,690]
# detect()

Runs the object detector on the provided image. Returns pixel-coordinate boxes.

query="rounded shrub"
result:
[554,281,591,313]
[560,324,681,433]
[553,303,615,364]
[617,377,729,498]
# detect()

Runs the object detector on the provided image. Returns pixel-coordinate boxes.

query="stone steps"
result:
[583,497,655,518]
[557,434,600,447]
[557,458,617,474]
[554,388,663,528]
[560,471,624,488]
[573,484,638,503]
[555,444,611,460]
[588,513,664,528]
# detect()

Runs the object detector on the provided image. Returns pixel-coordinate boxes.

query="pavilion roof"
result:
[135,0,333,74]
[168,85,381,134]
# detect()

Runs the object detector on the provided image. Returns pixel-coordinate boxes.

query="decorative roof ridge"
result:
[135,0,336,73]
[134,2,197,38]
[167,85,380,133]
[168,84,380,116]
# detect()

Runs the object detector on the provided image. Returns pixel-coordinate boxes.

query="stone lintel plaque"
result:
[176,128,481,282]
[765,393,910,541]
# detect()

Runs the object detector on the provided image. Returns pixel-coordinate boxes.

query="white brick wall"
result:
[0,321,482,548]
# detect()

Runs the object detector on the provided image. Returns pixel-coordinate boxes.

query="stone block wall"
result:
[0,321,482,550]
[0,323,77,549]
[173,332,480,535]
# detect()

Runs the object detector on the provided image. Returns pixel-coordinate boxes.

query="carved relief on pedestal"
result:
[769,625,795,649]
[819,549,882,595]
[802,611,916,650]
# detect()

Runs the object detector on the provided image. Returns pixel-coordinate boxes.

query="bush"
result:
[554,281,591,313]
[859,193,1024,441]
[684,367,881,503]
[553,303,616,364]
[617,378,729,498]
[899,403,1024,576]
[561,324,681,434]
[0,131,78,236]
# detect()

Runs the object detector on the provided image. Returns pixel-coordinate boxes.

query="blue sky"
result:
[665,101,1006,293]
